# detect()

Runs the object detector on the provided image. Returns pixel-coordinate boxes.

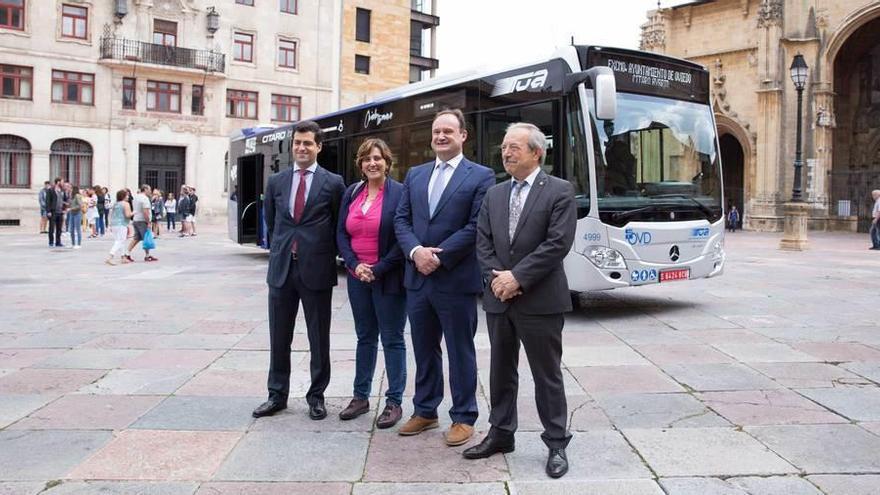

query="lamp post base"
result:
[779,201,810,251]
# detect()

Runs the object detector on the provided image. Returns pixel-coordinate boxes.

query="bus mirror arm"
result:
[564,67,617,121]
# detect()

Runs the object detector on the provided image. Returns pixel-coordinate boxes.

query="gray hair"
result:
[505,122,547,165]
[873,189,880,198]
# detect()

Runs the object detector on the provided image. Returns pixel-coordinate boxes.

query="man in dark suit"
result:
[466,122,577,478]
[253,120,346,420]
[394,109,495,446]
[45,177,66,248]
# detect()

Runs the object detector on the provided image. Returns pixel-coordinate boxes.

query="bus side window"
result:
[481,101,558,183]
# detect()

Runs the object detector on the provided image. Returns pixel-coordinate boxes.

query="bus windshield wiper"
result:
[650,194,714,218]
[612,204,664,222]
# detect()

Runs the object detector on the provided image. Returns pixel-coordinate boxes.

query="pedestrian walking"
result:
[38,181,50,234]
[95,185,108,237]
[727,205,740,233]
[106,189,132,265]
[177,187,191,237]
[151,190,164,237]
[467,122,576,478]
[126,184,158,263]
[870,190,880,250]
[164,192,177,231]
[45,178,65,248]
[252,120,346,421]
[393,109,495,446]
[336,138,407,429]
[86,188,99,238]
[67,187,84,249]
[188,186,198,236]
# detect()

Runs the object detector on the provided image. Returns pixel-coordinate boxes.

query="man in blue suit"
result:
[394,109,495,446]
[253,120,346,421]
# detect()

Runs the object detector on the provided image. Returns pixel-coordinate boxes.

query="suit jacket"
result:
[394,157,495,294]
[264,165,346,290]
[476,170,577,315]
[337,178,405,295]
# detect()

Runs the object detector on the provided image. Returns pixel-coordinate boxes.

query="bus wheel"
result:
[570,291,583,311]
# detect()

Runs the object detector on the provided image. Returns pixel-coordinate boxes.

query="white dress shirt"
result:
[289,162,318,215]
[409,153,465,260]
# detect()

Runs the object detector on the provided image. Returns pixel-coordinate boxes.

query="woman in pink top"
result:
[336,138,407,428]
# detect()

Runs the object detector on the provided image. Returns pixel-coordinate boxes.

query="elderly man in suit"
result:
[394,109,495,446]
[466,122,577,478]
[253,120,346,421]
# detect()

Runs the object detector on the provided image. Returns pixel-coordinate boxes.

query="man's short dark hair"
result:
[434,108,466,132]
[54,177,62,184]
[140,184,151,192]
[293,120,323,145]
[44,181,50,186]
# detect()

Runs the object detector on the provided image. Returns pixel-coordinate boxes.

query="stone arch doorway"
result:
[829,14,880,232]
[719,133,745,229]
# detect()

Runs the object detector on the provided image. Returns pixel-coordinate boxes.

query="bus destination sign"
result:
[588,49,709,103]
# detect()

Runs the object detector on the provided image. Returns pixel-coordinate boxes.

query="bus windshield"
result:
[588,92,722,227]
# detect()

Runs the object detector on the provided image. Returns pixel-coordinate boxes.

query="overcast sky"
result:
[434,0,694,75]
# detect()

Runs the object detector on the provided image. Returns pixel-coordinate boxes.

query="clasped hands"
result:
[354,263,375,283]
[491,270,521,302]
[413,246,443,276]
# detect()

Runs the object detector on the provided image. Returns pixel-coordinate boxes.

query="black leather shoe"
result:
[252,400,286,418]
[546,448,568,478]
[462,434,515,459]
[339,398,370,420]
[309,400,327,420]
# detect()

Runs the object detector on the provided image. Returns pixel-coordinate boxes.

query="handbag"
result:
[143,229,157,250]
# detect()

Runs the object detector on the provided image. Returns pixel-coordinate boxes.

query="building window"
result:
[0,0,25,31]
[50,138,92,187]
[271,94,300,122]
[278,39,297,69]
[61,4,87,39]
[280,0,296,14]
[52,70,94,105]
[233,31,254,62]
[191,84,204,115]
[153,19,177,47]
[122,77,135,109]
[227,89,257,119]
[409,65,422,83]
[1,64,32,100]
[236,0,254,5]
[355,8,371,42]
[355,55,370,75]
[146,80,181,113]
[0,135,30,188]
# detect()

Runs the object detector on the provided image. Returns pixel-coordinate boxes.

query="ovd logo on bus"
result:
[625,228,652,245]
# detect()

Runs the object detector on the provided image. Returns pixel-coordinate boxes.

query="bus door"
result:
[237,153,264,245]
[319,139,344,180]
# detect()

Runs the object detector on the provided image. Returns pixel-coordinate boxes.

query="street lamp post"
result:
[779,53,810,251]
[790,54,808,202]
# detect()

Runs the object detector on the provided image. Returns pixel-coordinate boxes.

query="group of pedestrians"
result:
[252,113,576,478]
[40,178,113,249]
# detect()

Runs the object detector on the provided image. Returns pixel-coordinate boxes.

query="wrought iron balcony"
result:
[99,37,225,73]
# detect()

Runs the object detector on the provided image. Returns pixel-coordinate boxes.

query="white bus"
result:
[228,45,725,293]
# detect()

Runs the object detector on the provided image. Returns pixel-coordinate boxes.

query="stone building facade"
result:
[642,0,880,231]
[0,0,438,227]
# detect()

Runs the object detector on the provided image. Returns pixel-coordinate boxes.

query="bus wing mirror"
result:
[565,67,617,121]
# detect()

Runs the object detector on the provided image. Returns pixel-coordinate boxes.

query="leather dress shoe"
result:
[376,403,403,429]
[462,434,515,459]
[252,400,286,418]
[546,448,569,478]
[308,400,327,420]
[339,398,370,420]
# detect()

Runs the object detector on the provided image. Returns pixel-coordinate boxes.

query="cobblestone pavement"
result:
[1,223,880,495]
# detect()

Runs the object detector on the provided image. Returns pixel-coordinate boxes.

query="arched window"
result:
[50,138,92,187]
[0,135,31,188]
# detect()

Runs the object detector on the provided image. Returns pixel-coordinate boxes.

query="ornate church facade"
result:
[642,0,880,231]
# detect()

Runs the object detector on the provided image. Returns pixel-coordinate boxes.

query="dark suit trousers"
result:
[47,213,63,246]
[267,256,332,405]
[487,308,572,449]
[407,283,479,425]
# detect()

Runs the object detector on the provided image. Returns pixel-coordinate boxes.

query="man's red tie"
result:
[292,169,308,255]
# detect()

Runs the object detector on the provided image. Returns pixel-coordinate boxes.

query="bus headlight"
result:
[712,240,724,261]
[585,246,627,269]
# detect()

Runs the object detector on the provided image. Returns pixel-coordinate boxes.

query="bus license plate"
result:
[660,268,689,282]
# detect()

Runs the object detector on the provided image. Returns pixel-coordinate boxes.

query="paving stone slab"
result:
[807,475,880,495]
[10,394,162,430]
[561,346,650,367]
[77,369,193,395]
[353,482,506,495]
[609,328,698,345]
[791,343,880,362]
[750,362,870,388]
[131,396,258,431]
[249,397,378,432]
[633,344,735,365]
[362,429,508,482]
[796,385,880,421]
[746,424,880,472]
[0,482,44,495]
[596,392,729,428]
[68,430,242,481]
[698,389,847,426]
[510,480,664,495]
[711,343,817,363]
[122,350,224,370]
[0,395,54,428]
[216,431,368,482]
[0,332,97,349]
[173,370,266,397]
[512,395,612,431]
[78,334,163,350]
[0,430,112,481]
[42,481,198,495]
[0,369,107,395]
[33,349,144,369]
[682,329,775,345]
[622,427,796,477]
[209,350,279,371]
[0,349,66,368]
[196,482,350,494]
[569,366,685,395]
[841,362,880,383]
[660,363,783,392]
[660,476,822,495]
[504,431,651,481]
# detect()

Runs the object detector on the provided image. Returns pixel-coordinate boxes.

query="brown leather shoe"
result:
[445,423,475,446]
[376,403,403,429]
[398,415,439,436]
[339,398,370,420]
